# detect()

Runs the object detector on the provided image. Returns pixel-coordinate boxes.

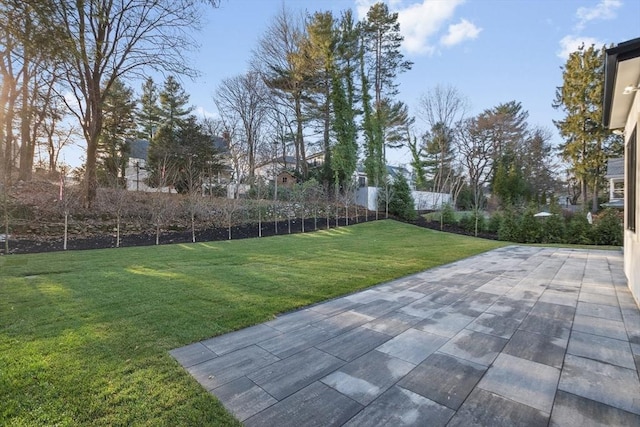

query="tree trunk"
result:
[18,55,33,182]
[295,96,308,178]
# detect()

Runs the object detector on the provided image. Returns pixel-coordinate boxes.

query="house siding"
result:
[623,91,639,304]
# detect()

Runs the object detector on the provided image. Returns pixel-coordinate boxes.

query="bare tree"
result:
[252,6,309,177]
[218,198,241,240]
[456,117,494,236]
[53,0,219,206]
[214,72,268,180]
[98,186,128,248]
[417,85,468,133]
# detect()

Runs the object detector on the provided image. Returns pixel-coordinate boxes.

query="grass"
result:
[0,220,505,426]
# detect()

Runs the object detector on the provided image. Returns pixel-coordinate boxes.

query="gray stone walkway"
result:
[170,246,640,426]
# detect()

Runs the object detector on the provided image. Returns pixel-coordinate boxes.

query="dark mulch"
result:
[409,216,499,241]
[1,216,376,255]
[1,215,499,256]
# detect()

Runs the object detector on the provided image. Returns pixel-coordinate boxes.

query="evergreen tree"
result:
[98,78,136,187]
[328,11,360,193]
[360,39,384,186]
[137,77,161,140]
[388,174,416,220]
[553,44,610,211]
[422,122,456,193]
[302,11,336,186]
[360,2,412,173]
[172,117,222,194]
[158,75,192,135]
[147,76,192,186]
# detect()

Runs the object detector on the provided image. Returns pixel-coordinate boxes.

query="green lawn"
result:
[0,220,505,426]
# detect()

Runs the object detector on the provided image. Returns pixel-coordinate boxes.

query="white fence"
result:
[356,187,451,211]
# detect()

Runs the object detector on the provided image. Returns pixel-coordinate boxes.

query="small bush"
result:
[388,175,416,221]
[459,211,486,234]
[440,203,456,225]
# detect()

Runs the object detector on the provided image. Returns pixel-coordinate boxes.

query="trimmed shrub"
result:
[388,175,416,221]
[498,206,519,242]
[487,211,502,234]
[592,208,623,246]
[459,211,486,234]
[539,213,565,243]
[440,203,456,225]
[565,212,593,245]
[518,206,542,243]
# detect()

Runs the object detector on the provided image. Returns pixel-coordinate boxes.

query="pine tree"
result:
[158,75,192,135]
[98,78,136,187]
[137,77,161,140]
[360,2,412,174]
[553,44,609,211]
[302,11,337,186]
[147,76,192,186]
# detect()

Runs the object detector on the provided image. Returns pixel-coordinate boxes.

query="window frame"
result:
[627,125,637,232]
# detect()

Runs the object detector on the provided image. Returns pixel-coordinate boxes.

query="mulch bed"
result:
[1,215,499,255]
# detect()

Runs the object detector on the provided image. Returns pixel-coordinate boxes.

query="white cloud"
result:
[440,19,481,47]
[397,0,464,54]
[355,0,376,20]
[557,35,601,59]
[354,0,477,55]
[575,0,621,30]
[194,106,217,119]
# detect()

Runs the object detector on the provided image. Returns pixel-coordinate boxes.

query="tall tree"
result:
[360,2,412,179]
[147,76,193,186]
[53,0,219,206]
[137,77,161,140]
[553,44,610,211]
[302,11,336,185]
[0,1,64,183]
[253,6,310,177]
[456,115,494,235]
[329,11,360,193]
[423,122,456,193]
[98,78,136,187]
[214,72,268,181]
[158,75,192,137]
[331,66,358,191]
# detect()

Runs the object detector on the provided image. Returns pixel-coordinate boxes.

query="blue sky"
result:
[62,0,640,168]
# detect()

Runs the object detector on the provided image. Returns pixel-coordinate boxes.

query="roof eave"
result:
[603,37,640,129]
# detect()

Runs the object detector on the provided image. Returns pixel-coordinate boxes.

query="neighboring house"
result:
[124,136,232,193]
[276,171,297,189]
[603,37,640,305]
[602,157,625,209]
[124,139,152,192]
[254,156,298,181]
[355,164,413,188]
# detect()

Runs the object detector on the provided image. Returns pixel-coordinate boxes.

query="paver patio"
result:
[170,246,640,426]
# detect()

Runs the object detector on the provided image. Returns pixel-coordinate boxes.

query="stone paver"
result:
[170,246,640,425]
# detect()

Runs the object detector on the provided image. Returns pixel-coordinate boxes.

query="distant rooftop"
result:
[605,157,624,179]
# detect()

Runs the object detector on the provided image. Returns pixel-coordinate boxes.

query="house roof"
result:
[603,37,640,130]
[129,139,149,161]
[605,157,624,179]
[127,135,228,161]
[212,136,228,153]
[256,156,297,168]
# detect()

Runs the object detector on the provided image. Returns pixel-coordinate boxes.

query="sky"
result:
[60,0,640,169]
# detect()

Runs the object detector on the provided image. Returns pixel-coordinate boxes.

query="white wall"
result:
[356,186,450,211]
[624,92,640,305]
